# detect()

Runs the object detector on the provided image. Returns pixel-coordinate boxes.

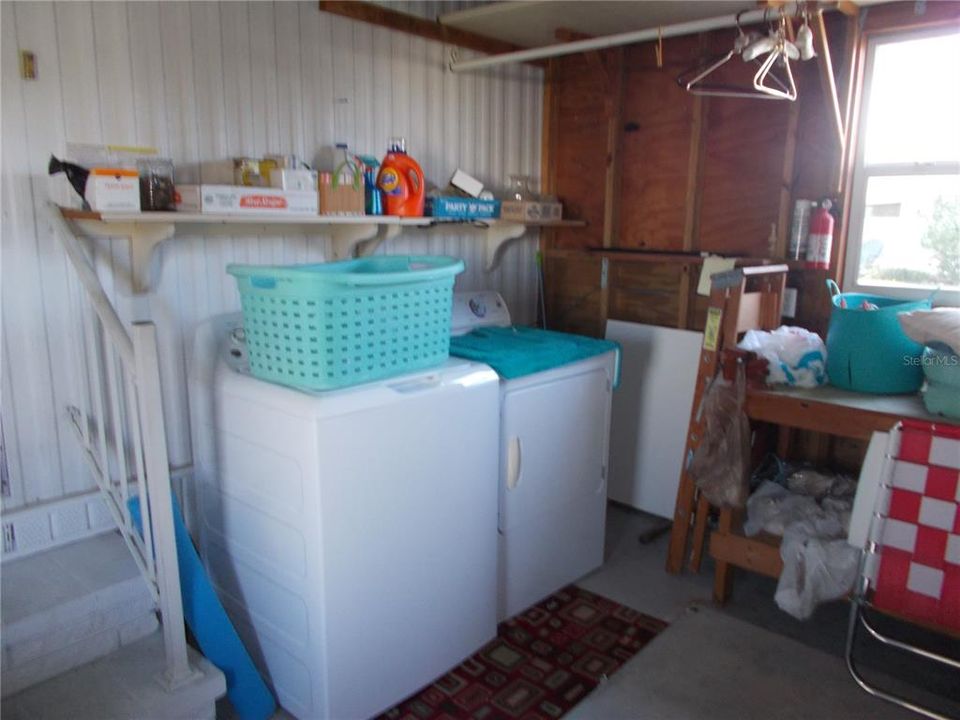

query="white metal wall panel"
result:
[0,1,543,512]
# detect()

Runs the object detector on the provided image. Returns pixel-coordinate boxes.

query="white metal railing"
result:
[52,205,197,690]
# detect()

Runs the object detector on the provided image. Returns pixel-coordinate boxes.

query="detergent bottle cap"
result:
[388,136,407,154]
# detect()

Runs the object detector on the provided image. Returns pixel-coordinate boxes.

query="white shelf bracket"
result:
[355,223,404,258]
[329,222,382,260]
[75,220,175,295]
[484,223,528,272]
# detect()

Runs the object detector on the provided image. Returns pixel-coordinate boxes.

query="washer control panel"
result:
[451,291,511,335]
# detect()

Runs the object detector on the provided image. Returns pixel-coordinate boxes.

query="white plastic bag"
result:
[738,325,827,388]
[775,522,859,620]
[744,479,858,619]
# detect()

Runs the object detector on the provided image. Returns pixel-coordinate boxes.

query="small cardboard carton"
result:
[318,172,365,216]
[86,168,141,212]
[499,200,562,223]
[174,184,318,215]
[426,196,500,220]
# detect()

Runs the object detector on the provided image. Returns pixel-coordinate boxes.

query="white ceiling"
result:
[439,1,752,48]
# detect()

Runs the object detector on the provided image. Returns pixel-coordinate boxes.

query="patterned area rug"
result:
[379,586,668,720]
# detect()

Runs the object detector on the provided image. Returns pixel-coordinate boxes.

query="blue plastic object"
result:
[128,496,276,720]
[228,255,464,391]
[449,326,621,386]
[824,279,934,394]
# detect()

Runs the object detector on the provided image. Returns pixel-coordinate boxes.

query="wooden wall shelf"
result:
[58,206,585,294]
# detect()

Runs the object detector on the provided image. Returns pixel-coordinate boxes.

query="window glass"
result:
[863,32,960,165]
[857,174,960,289]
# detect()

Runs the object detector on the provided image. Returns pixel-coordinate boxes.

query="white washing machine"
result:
[449,293,619,621]
[188,313,500,720]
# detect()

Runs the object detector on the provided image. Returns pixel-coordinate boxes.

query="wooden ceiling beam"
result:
[318,1,542,66]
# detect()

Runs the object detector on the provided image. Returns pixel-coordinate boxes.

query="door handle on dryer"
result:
[506,436,522,490]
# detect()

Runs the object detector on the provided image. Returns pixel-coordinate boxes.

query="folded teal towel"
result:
[450,326,621,386]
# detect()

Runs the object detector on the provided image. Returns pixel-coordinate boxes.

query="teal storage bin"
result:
[824,280,933,394]
[228,255,464,391]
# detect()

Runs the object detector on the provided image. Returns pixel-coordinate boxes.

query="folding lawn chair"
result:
[847,419,960,720]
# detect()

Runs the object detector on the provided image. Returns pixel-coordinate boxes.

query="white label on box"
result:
[86,172,140,212]
[190,185,318,215]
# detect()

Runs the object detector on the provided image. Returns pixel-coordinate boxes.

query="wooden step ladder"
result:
[665,265,788,600]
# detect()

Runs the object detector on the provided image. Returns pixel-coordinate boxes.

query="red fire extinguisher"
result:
[805,199,834,270]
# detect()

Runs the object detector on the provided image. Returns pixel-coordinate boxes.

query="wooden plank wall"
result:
[540,2,960,472]
[543,2,960,340]
[541,15,854,339]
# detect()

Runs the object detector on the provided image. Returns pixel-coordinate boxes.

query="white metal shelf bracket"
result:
[484,222,527,272]
[74,220,175,294]
[329,222,384,260]
[354,223,405,259]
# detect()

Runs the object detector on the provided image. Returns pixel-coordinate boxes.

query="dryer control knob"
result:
[468,297,487,318]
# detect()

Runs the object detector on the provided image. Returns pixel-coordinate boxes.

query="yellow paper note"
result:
[697,256,737,296]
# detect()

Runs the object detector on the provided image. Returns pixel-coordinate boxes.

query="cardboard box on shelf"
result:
[426,196,500,220]
[318,173,365,216]
[174,184,318,215]
[86,168,141,212]
[499,200,562,223]
[449,169,484,198]
[269,168,318,192]
[174,184,202,213]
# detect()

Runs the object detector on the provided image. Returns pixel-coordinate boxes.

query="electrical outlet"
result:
[20,50,37,80]
[3,523,15,554]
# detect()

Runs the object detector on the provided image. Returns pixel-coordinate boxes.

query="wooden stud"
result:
[602,47,625,249]
[776,92,801,258]
[681,95,705,253]
[677,264,692,329]
[539,58,560,259]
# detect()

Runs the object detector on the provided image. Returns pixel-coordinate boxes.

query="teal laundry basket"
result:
[228,255,464,391]
[824,280,934,394]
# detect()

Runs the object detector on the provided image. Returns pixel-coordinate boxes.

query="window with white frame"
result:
[845,27,960,305]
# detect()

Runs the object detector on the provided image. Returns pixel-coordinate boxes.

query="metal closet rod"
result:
[448,1,816,72]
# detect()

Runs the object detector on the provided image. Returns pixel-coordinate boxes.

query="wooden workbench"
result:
[710,386,959,597]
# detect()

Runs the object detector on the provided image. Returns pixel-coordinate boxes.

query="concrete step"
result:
[3,628,226,720]
[1,532,158,696]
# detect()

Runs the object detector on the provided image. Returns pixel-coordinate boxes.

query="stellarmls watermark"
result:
[903,353,960,367]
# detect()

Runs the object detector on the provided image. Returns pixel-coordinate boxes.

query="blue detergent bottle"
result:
[359,154,382,215]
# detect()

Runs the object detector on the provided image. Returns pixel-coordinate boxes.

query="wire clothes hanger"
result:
[676,9,798,101]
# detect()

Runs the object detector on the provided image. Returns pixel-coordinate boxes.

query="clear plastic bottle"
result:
[136,157,175,211]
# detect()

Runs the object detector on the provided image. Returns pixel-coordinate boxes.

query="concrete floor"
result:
[572,503,959,720]
[224,503,959,719]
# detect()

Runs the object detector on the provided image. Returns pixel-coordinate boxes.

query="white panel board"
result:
[605,321,703,519]
[0,1,543,513]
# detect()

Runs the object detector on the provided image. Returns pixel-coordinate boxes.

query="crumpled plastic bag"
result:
[688,368,750,508]
[738,325,827,388]
[744,480,858,619]
[775,522,859,620]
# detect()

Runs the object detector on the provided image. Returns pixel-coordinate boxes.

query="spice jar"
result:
[137,158,176,211]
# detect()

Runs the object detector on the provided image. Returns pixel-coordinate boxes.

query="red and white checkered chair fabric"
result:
[869,419,960,635]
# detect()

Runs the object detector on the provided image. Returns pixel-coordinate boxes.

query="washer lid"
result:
[449,326,621,384]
